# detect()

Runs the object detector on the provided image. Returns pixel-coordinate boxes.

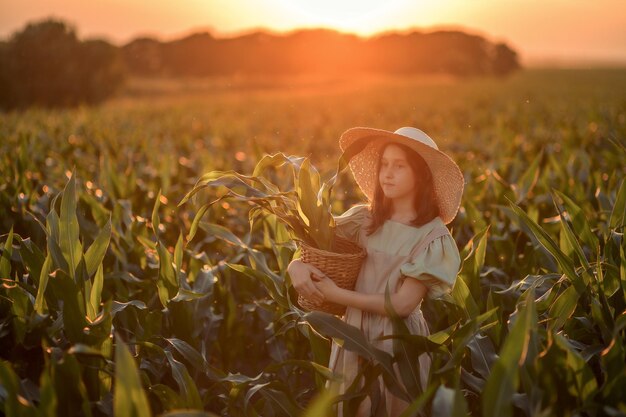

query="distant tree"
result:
[0,18,127,110]
[164,32,217,76]
[491,42,520,76]
[0,41,17,108]
[78,39,126,102]
[122,37,164,76]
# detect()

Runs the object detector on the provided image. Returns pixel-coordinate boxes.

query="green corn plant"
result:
[179,153,340,252]
[34,173,112,343]
[179,139,370,252]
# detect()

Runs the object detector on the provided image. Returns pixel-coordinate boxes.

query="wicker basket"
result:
[297,235,366,315]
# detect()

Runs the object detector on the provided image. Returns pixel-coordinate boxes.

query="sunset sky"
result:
[2,0,625,66]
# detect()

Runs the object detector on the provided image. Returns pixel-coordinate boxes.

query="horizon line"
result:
[4,16,626,68]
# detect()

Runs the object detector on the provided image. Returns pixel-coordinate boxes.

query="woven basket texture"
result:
[297,235,366,315]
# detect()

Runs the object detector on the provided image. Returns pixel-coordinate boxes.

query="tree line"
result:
[1,18,521,110]
[124,29,520,78]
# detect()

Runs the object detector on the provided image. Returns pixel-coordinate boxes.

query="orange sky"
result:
[1,0,625,66]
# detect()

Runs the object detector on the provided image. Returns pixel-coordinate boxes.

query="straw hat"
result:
[339,126,464,224]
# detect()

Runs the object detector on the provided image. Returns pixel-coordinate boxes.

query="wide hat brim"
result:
[339,127,464,225]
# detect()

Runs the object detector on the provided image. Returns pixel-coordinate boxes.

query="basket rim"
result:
[298,237,366,258]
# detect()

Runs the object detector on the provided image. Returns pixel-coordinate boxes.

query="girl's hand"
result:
[287,259,326,304]
[311,274,340,303]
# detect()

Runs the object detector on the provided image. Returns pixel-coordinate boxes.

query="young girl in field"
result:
[288,126,464,416]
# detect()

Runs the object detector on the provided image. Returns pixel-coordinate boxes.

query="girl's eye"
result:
[381,161,406,169]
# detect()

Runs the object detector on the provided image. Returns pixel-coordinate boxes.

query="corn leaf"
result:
[552,192,591,272]
[164,350,203,409]
[384,281,422,398]
[88,263,104,321]
[152,189,162,237]
[259,385,304,417]
[553,190,598,254]
[84,217,111,277]
[174,232,184,283]
[114,336,152,417]
[548,283,580,332]
[156,240,177,303]
[59,173,82,280]
[19,236,46,285]
[0,227,13,278]
[303,311,402,392]
[609,178,626,230]
[482,289,536,417]
[508,199,585,294]
[513,149,542,203]
[34,253,52,315]
[187,203,210,241]
[302,383,339,417]
[553,333,598,402]
[0,360,30,417]
[398,383,438,417]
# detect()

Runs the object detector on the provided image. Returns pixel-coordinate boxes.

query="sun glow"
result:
[277,0,415,35]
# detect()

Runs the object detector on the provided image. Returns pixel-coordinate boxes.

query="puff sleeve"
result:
[333,204,370,244]
[400,234,461,300]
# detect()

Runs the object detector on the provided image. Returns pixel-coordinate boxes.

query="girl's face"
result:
[378,143,417,202]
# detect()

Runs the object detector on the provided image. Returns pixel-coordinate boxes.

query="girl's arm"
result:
[312,275,429,318]
[287,259,326,304]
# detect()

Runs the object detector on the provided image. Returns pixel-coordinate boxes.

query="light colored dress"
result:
[327,204,461,417]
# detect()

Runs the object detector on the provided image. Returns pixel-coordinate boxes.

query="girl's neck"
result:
[389,197,417,224]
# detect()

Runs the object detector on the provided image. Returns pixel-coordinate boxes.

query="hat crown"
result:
[393,127,438,150]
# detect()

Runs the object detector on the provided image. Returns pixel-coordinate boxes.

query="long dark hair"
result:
[366,142,440,235]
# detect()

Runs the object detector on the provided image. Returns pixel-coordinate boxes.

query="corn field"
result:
[1,68,625,416]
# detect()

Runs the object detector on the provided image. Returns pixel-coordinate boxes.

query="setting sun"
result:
[276,0,412,33]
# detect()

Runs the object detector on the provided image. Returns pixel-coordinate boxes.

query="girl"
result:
[288,126,464,417]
